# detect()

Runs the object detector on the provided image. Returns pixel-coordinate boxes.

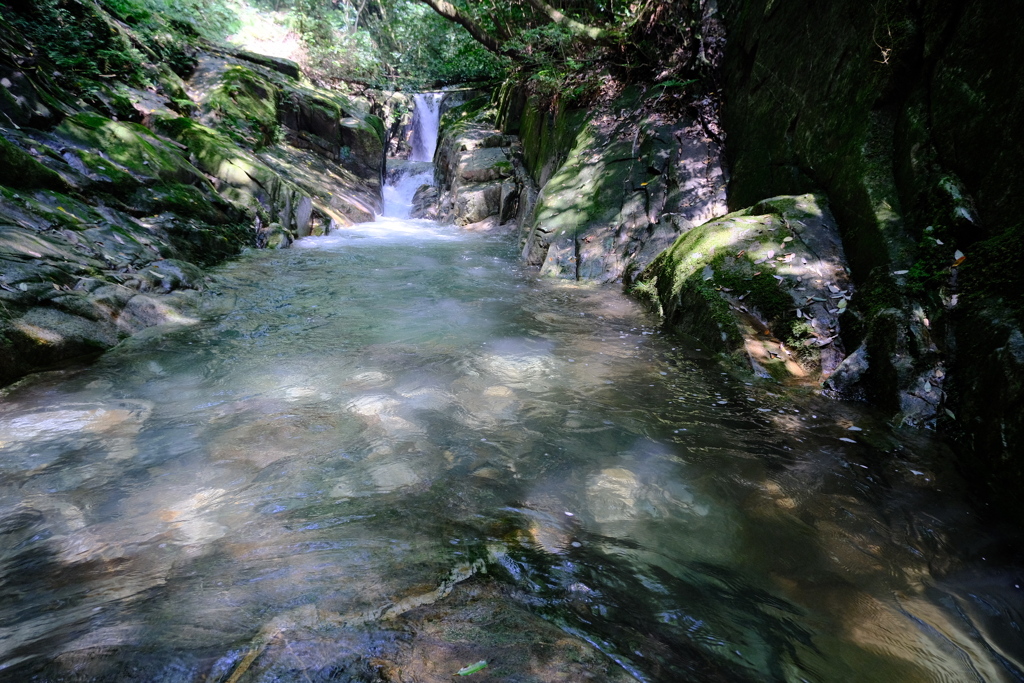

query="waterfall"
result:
[378,91,442,219]
[408,92,443,162]
[380,163,432,219]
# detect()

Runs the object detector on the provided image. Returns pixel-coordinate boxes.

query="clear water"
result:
[1,195,1023,682]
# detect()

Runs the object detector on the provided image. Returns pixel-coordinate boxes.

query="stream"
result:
[1,127,1023,682]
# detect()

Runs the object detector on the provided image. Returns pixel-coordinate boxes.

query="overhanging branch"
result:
[413,0,509,57]
[523,0,611,43]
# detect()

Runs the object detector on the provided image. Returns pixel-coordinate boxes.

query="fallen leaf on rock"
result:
[457,661,488,676]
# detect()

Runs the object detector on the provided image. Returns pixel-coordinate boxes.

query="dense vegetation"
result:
[289,0,724,96]
[1,0,722,102]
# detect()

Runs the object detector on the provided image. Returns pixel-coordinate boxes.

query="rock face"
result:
[717,0,1024,518]
[0,3,384,385]
[500,87,728,284]
[433,97,518,231]
[636,194,852,382]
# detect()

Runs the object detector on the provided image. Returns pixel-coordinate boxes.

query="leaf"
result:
[892,270,909,275]
[457,661,488,676]
[782,236,793,243]
[945,408,956,420]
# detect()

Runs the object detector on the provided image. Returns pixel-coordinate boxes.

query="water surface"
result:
[0,210,1022,682]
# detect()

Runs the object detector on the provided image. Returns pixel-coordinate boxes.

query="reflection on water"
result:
[0,218,1022,682]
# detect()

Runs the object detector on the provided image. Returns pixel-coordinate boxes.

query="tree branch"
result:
[413,0,509,57]
[522,0,610,43]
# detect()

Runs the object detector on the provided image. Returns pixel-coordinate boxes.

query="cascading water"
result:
[380,164,433,219]
[408,92,443,162]
[380,91,443,219]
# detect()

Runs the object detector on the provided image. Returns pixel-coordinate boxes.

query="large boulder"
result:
[434,98,517,229]
[636,194,852,382]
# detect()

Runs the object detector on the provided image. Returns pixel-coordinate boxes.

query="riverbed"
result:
[0,185,1022,682]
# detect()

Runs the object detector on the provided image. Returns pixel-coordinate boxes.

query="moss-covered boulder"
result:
[718,0,1024,518]
[636,194,852,382]
[56,112,209,186]
[0,136,68,191]
[279,82,385,185]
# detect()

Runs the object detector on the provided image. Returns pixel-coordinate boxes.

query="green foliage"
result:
[290,0,505,89]
[1,0,148,88]
[0,0,238,95]
[103,0,239,41]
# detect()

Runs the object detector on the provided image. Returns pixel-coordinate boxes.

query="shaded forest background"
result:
[2,0,721,100]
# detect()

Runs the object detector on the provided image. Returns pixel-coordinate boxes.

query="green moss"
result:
[364,114,386,147]
[961,221,1024,315]
[207,66,279,149]
[0,137,67,191]
[439,95,491,134]
[681,275,745,347]
[57,113,203,184]
[143,183,227,222]
[708,252,792,321]
[74,150,138,194]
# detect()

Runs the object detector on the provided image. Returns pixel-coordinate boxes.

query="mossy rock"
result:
[234,50,301,80]
[207,65,280,149]
[0,136,69,191]
[637,194,853,382]
[56,113,207,186]
[278,83,384,180]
